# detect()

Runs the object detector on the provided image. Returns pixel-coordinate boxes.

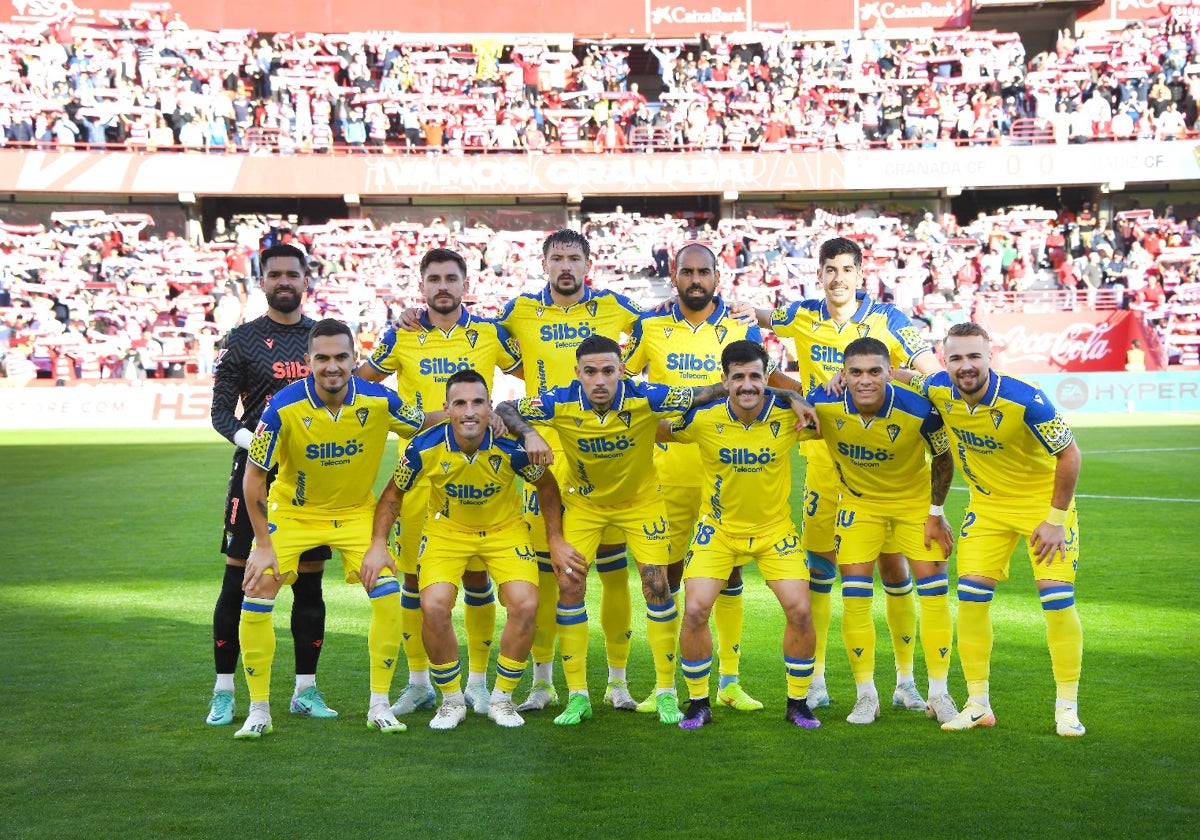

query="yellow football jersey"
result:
[365,308,521,412]
[514,378,693,505]
[808,382,949,507]
[250,375,424,517]
[623,297,773,488]
[392,424,541,532]
[920,369,1074,502]
[497,284,643,396]
[670,397,815,536]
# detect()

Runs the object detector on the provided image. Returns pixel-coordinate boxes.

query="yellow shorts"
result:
[956,497,1080,583]
[416,516,538,590]
[393,480,486,576]
[663,485,703,566]
[835,503,945,565]
[267,509,373,585]
[800,449,839,553]
[683,518,807,582]
[524,451,622,555]
[563,488,670,567]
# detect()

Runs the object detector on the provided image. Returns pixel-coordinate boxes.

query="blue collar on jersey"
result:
[843,382,896,417]
[537,283,596,307]
[670,295,728,325]
[419,306,472,332]
[818,291,873,323]
[302,373,359,407]
[577,378,628,412]
[950,369,1000,406]
[724,392,775,424]
[443,421,494,453]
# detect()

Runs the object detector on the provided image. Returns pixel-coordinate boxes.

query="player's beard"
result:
[428,293,460,315]
[267,287,301,314]
[679,285,714,312]
[553,273,582,296]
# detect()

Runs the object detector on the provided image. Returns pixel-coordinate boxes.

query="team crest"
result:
[886,423,901,442]
[856,323,870,338]
[466,329,479,348]
[617,411,632,429]
[715,325,728,343]
[417,333,428,346]
[990,410,1004,429]
[835,418,845,430]
[811,320,822,332]
[356,408,369,427]
[488,454,503,474]
[664,327,674,339]
[302,416,313,429]
[770,420,781,438]
[943,402,954,414]
[440,461,451,474]
[586,301,598,317]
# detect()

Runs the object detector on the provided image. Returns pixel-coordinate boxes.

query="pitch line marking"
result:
[948,487,1198,504]
[1082,447,1200,455]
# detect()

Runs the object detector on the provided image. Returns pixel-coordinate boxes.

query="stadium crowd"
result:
[1,10,1199,153]
[2,202,1197,380]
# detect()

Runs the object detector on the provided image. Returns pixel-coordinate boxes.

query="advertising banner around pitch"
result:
[1019,372,1200,413]
[984,310,1157,373]
[854,0,970,30]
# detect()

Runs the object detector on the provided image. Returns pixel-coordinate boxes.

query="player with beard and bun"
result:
[206,244,336,727]
[621,243,804,718]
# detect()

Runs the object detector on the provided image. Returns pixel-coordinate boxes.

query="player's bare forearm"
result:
[1051,441,1082,510]
[913,348,942,375]
[768,369,803,392]
[372,481,403,543]
[496,401,536,437]
[354,362,387,382]
[930,450,954,506]
[752,306,773,328]
[655,419,676,443]
[533,472,566,541]
[690,382,728,406]
[243,462,272,546]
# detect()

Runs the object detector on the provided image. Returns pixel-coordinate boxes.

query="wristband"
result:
[929,504,944,517]
[233,428,254,450]
[1046,507,1068,526]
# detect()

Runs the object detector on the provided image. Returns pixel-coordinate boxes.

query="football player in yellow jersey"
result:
[661,340,822,730]
[755,236,942,711]
[357,249,522,720]
[807,337,959,726]
[494,230,645,714]
[915,323,1085,737]
[236,319,426,740]
[623,243,804,714]
[362,370,582,730]
[497,335,809,726]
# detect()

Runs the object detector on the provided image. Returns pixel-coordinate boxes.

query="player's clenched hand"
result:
[925,514,954,559]
[522,431,554,466]
[1031,522,1068,565]
[397,307,424,332]
[548,536,587,578]
[790,398,819,434]
[243,546,280,591]
[359,543,397,592]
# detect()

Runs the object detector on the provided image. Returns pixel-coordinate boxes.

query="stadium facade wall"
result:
[1,371,1195,429]
[2,142,1197,200]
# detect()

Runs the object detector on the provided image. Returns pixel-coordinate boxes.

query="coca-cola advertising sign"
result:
[857,0,970,30]
[987,311,1138,373]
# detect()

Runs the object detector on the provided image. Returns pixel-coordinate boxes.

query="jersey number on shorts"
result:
[960,511,977,538]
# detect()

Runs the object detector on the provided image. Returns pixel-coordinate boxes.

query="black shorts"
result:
[220,448,333,563]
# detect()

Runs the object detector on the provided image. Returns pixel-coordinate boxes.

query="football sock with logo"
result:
[400,582,430,673]
[884,575,917,682]
[239,597,276,703]
[366,576,403,696]
[841,576,876,684]
[556,601,590,693]
[916,573,953,682]
[1041,585,1082,703]
[714,581,745,679]
[598,550,632,669]
[290,569,326,676]
[681,655,712,700]
[807,566,836,688]
[494,654,527,695]
[956,580,996,704]
[463,578,497,677]
[214,564,245,677]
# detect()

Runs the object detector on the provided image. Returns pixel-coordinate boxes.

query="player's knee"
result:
[878,552,908,583]
[682,598,713,629]
[727,566,744,587]
[805,551,837,580]
[462,569,489,589]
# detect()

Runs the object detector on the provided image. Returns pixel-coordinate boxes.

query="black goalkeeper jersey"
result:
[210,314,317,444]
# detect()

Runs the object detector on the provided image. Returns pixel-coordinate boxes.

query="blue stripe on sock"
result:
[241,598,274,613]
[957,580,995,603]
[536,552,553,574]
[681,657,712,680]
[1040,584,1075,610]
[646,597,677,622]
[556,602,588,626]
[784,655,815,678]
[842,575,874,597]
[808,571,835,594]
[400,586,421,610]
[369,576,400,599]
[462,583,496,607]
[497,662,525,681]
[916,573,950,597]
[884,576,913,596]
[720,582,744,597]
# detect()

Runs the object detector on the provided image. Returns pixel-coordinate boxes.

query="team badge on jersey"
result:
[356,408,369,428]
[856,323,870,338]
[617,411,632,429]
[887,423,901,442]
[990,410,1004,429]
[664,327,674,338]
[943,402,954,414]
[586,301,598,317]
[715,325,728,343]
[835,419,845,430]
[573,417,583,427]
[770,420,781,438]
[488,454,503,474]
[466,329,479,348]
[716,424,725,434]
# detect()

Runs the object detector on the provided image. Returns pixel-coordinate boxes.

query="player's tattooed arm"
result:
[361,480,403,591]
[496,400,553,465]
[767,387,819,432]
[689,382,728,406]
[930,450,954,507]
[925,450,956,559]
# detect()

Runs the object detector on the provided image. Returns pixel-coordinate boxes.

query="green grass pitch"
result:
[1,414,1197,838]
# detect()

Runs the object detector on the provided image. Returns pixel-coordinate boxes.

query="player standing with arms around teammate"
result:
[363,369,580,730]
[757,237,942,712]
[236,319,426,739]
[913,322,1086,736]
[206,244,336,727]
[660,340,822,730]
[807,337,958,725]
[358,248,522,719]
